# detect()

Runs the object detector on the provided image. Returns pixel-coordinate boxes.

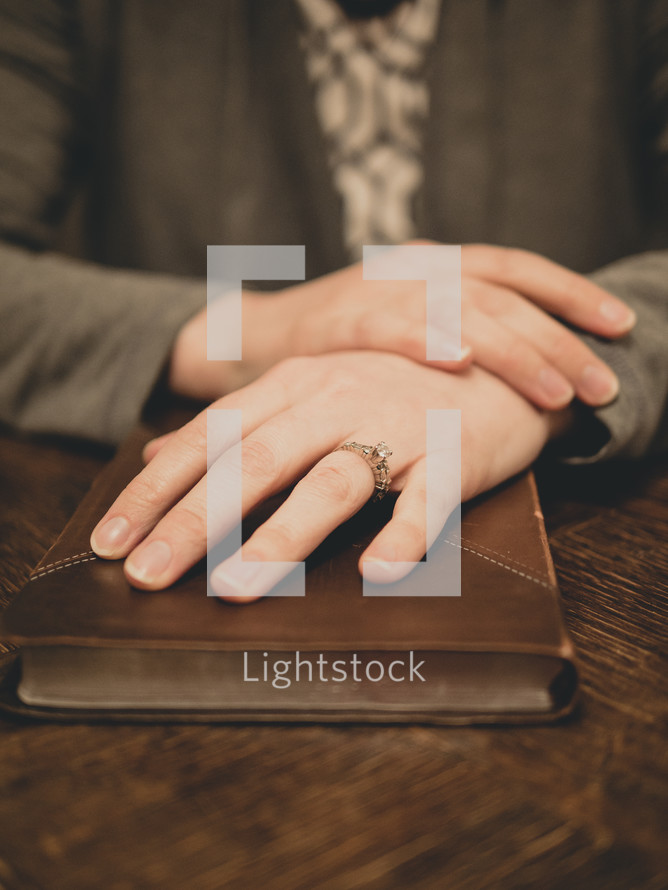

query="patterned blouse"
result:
[295,0,442,261]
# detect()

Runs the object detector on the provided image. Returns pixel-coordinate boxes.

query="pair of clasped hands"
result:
[91,244,635,601]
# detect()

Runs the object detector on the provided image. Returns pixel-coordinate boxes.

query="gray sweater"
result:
[1,0,667,456]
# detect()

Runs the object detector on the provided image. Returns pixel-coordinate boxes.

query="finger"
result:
[92,413,209,561]
[210,449,377,601]
[463,307,578,409]
[142,432,175,463]
[352,311,473,368]
[463,245,636,337]
[484,290,620,405]
[121,389,367,590]
[360,460,459,584]
[91,366,297,560]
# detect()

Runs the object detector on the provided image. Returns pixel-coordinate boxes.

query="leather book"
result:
[0,420,578,724]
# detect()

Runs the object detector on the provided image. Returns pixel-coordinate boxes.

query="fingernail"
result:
[538,368,574,406]
[458,344,473,361]
[363,550,401,583]
[580,365,619,403]
[365,558,395,573]
[91,516,130,556]
[211,559,265,598]
[599,300,636,330]
[125,540,172,583]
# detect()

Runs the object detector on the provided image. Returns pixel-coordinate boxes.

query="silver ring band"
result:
[335,441,393,502]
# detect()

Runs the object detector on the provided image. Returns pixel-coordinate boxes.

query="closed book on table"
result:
[0,421,578,724]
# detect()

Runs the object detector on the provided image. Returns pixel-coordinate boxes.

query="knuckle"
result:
[169,499,206,543]
[390,516,425,550]
[122,470,172,512]
[552,280,578,312]
[242,437,282,480]
[254,521,297,555]
[494,337,528,374]
[466,280,505,314]
[175,417,207,460]
[306,460,361,504]
[548,327,580,362]
[321,366,360,398]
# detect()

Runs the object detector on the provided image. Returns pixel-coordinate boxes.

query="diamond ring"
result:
[334,441,393,502]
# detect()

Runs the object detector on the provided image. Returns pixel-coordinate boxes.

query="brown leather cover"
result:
[0,421,578,724]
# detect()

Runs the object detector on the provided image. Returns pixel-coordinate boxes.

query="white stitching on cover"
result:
[442,539,553,589]
[29,541,552,588]
[32,550,96,574]
[453,536,551,582]
[30,553,98,581]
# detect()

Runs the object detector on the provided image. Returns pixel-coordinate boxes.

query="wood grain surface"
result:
[0,430,666,890]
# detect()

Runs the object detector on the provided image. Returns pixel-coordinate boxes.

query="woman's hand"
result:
[459,245,633,409]
[169,244,635,411]
[92,351,571,600]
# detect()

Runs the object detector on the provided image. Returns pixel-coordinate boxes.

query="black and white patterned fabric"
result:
[295,0,442,261]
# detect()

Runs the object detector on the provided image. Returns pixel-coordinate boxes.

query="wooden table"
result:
[1,430,666,890]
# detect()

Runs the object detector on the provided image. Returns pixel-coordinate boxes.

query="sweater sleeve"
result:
[0,0,205,444]
[560,0,668,462]
[566,251,668,462]
[0,244,206,444]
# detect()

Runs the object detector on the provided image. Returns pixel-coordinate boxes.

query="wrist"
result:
[169,291,294,400]
[168,306,243,399]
